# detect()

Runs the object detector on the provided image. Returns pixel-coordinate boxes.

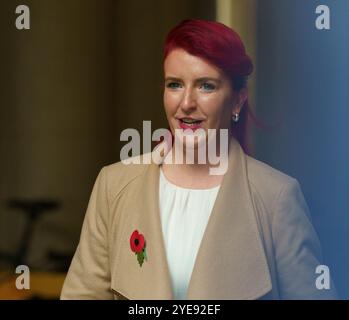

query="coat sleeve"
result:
[272,179,337,299]
[60,167,114,299]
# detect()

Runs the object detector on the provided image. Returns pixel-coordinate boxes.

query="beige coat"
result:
[61,138,337,300]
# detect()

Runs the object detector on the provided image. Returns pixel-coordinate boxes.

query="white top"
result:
[159,166,221,300]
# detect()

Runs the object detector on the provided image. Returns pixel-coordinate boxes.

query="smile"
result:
[178,118,204,130]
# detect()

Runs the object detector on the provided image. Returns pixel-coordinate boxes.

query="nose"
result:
[179,87,197,112]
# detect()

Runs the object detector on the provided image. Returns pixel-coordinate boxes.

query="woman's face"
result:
[163,48,246,147]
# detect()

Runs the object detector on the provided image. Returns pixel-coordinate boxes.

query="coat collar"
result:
[112,138,272,300]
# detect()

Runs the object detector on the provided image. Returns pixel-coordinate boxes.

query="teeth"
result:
[182,119,201,124]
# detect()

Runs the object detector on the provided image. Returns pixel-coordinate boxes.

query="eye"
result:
[166,82,182,89]
[200,82,216,92]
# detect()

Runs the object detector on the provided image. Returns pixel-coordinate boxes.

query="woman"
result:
[61,19,336,300]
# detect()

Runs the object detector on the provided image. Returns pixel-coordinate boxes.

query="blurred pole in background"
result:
[216,0,258,151]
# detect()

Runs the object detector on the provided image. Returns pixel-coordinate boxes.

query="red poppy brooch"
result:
[130,230,147,267]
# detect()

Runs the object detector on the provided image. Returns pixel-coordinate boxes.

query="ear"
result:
[231,88,248,116]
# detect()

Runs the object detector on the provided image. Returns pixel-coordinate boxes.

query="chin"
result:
[176,135,207,151]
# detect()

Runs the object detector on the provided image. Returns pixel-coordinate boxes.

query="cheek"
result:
[164,91,180,114]
[199,95,230,119]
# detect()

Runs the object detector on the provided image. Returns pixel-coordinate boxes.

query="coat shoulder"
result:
[245,155,299,206]
[101,153,151,200]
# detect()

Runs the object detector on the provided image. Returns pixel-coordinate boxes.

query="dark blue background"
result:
[254,0,349,298]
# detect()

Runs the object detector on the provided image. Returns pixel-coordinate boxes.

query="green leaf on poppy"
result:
[137,251,144,267]
[143,248,147,261]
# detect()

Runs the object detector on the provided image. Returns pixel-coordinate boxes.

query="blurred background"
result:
[0,0,348,299]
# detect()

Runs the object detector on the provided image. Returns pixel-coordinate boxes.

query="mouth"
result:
[177,117,204,130]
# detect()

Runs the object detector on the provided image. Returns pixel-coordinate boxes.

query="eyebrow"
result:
[164,76,222,84]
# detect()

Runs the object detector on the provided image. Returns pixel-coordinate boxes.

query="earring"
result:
[232,113,240,123]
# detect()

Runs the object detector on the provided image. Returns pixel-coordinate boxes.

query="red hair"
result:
[163,19,255,153]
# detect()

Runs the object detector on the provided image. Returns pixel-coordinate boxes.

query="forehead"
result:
[164,48,222,79]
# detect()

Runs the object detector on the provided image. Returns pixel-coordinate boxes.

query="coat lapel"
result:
[111,156,174,300]
[112,138,272,300]
[185,138,272,299]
